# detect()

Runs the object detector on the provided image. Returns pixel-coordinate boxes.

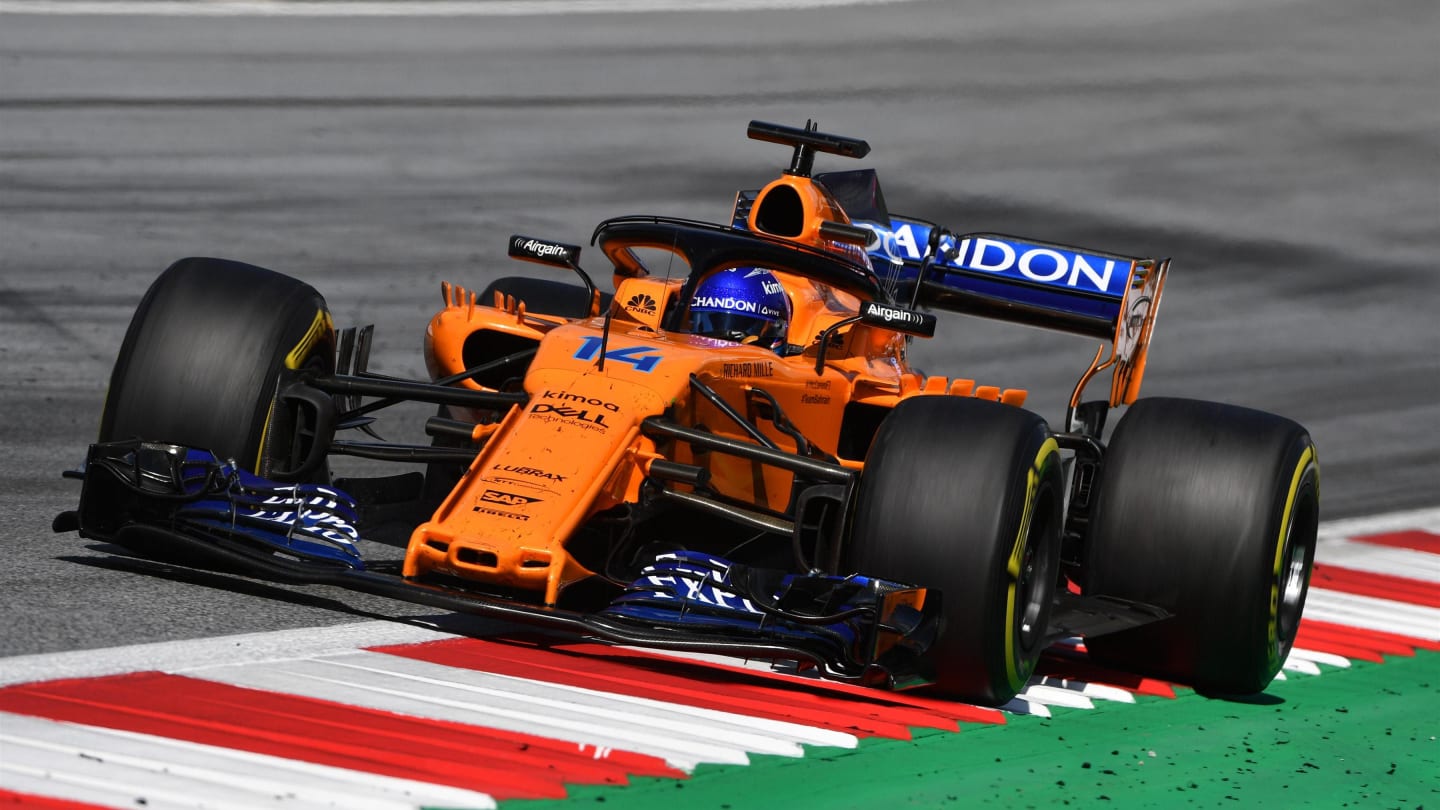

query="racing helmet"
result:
[689,267,791,351]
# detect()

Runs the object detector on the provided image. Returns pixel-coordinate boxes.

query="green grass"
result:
[501,651,1438,809]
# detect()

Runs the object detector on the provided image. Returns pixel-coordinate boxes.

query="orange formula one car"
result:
[57,121,1320,707]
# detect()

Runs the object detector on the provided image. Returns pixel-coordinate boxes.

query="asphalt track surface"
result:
[1,0,1436,666]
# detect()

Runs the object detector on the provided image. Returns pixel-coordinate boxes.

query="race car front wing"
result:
[54,440,942,689]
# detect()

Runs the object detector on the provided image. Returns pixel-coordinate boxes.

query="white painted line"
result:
[0,0,918,16]
[0,711,496,810]
[1303,587,1440,642]
[0,620,455,687]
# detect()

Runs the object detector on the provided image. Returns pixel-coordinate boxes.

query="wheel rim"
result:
[1275,488,1318,643]
[1015,495,1057,654]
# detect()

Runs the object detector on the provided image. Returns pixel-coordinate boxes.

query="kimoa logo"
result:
[542,390,620,412]
[625,293,657,314]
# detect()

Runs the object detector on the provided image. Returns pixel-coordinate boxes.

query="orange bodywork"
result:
[402,168,1138,604]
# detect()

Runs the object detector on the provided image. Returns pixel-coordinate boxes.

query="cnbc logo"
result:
[625,293,658,316]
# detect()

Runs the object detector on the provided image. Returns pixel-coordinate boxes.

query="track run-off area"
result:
[1,508,1436,808]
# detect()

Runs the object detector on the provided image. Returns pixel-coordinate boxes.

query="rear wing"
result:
[860,216,1169,410]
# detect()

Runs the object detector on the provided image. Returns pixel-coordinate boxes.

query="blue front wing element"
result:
[81,442,365,570]
[601,550,900,663]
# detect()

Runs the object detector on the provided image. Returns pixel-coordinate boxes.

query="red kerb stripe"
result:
[0,672,682,800]
[0,789,112,810]
[1311,563,1440,608]
[371,637,1004,738]
[1351,529,1440,554]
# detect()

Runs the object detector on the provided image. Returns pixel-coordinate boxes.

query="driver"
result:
[689,267,791,352]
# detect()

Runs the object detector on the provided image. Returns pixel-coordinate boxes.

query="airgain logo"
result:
[625,293,658,316]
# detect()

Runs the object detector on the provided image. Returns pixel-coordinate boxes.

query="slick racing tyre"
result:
[480,276,611,320]
[99,257,335,479]
[847,396,1065,706]
[1083,397,1320,695]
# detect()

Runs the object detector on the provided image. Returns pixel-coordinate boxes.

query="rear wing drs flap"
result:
[861,215,1168,409]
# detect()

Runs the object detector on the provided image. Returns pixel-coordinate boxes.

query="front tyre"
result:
[847,396,1065,706]
[1083,397,1320,695]
[99,257,335,478]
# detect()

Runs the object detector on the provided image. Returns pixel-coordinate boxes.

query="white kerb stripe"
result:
[0,711,496,810]
[1315,539,1440,584]
[1302,588,1440,641]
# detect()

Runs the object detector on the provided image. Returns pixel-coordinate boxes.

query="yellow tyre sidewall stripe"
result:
[253,308,333,472]
[1003,436,1060,691]
[1268,444,1319,652]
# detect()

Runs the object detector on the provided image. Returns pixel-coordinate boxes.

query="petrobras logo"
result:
[948,236,1125,297]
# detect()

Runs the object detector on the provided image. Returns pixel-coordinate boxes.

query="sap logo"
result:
[532,402,610,426]
[480,489,541,507]
[493,464,566,482]
[950,237,1123,295]
[572,335,663,372]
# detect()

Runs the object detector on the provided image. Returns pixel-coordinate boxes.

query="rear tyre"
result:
[1083,397,1320,695]
[99,257,335,478]
[847,396,1065,706]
